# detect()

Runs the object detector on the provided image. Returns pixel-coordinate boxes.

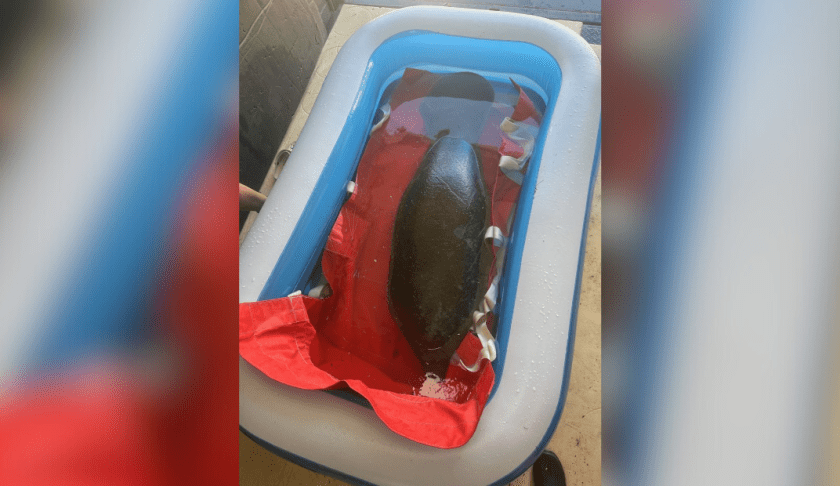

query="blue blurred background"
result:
[603,0,840,484]
[0,1,237,483]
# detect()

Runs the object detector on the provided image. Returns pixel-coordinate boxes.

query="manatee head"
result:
[419,72,495,143]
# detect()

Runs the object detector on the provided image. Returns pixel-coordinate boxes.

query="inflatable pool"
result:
[240,6,600,485]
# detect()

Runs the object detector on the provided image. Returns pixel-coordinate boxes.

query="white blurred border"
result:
[0,0,199,381]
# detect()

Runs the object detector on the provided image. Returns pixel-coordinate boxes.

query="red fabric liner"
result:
[240,69,539,449]
[509,79,543,123]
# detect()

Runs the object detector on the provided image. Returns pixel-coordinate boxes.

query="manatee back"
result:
[388,136,491,377]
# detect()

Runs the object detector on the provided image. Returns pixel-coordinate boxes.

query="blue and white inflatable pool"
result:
[239,6,600,485]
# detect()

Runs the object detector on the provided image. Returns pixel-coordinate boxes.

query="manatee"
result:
[388,136,493,378]
[419,71,495,143]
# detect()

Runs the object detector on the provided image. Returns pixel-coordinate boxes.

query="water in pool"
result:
[302,66,546,391]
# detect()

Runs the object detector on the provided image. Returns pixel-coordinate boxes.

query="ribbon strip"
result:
[498,117,539,185]
[456,225,509,372]
[370,104,391,133]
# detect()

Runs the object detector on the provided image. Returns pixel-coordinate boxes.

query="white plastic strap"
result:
[370,104,390,133]
[457,321,497,372]
[484,226,506,248]
[481,284,497,314]
[307,285,327,298]
[498,116,539,185]
[499,155,525,172]
[501,116,539,145]
[457,226,509,372]
[500,117,518,133]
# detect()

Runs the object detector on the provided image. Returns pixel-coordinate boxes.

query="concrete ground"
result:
[240,4,601,485]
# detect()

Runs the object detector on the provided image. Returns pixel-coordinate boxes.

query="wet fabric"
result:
[239,68,542,448]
